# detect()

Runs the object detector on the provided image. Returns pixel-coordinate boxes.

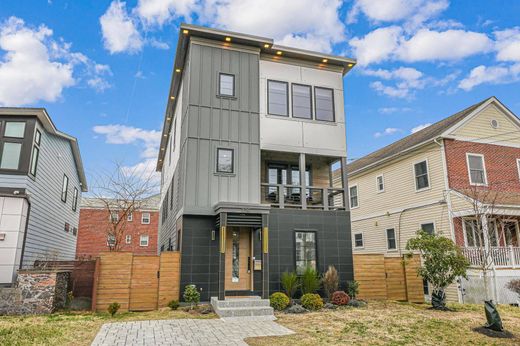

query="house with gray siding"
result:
[0,108,87,286]
[157,24,355,303]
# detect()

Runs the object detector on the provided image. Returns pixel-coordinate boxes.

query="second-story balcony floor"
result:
[260,150,347,211]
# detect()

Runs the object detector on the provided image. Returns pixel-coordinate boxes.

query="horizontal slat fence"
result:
[92,252,180,312]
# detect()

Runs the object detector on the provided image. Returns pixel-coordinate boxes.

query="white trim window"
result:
[125,235,132,244]
[386,228,397,250]
[354,233,364,248]
[127,212,133,222]
[140,234,149,247]
[349,185,359,208]
[110,211,119,223]
[420,222,435,235]
[107,234,116,247]
[463,218,483,247]
[413,160,430,191]
[141,212,151,224]
[516,159,520,182]
[466,153,487,185]
[376,175,384,193]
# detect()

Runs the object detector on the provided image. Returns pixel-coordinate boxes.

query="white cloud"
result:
[411,123,432,133]
[365,67,425,98]
[348,0,448,31]
[350,28,493,66]
[148,37,169,50]
[135,0,197,27]
[374,127,402,138]
[201,0,345,53]
[0,17,109,106]
[100,1,143,54]
[378,107,412,114]
[92,124,161,159]
[458,64,520,91]
[494,27,520,62]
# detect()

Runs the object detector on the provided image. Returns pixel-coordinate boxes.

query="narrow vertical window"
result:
[126,235,132,244]
[295,231,317,275]
[140,234,149,246]
[467,154,487,185]
[232,230,240,282]
[414,161,429,190]
[30,146,39,176]
[386,228,397,250]
[267,80,288,116]
[354,233,364,248]
[61,175,69,202]
[217,148,234,173]
[72,187,78,212]
[127,212,133,222]
[349,185,358,208]
[110,212,119,223]
[314,87,335,121]
[292,84,312,119]
[219,73,235,96]
[376,175,384,192]
[142,212,151,224]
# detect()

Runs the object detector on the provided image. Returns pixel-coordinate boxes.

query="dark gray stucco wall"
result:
[268,209,353,296]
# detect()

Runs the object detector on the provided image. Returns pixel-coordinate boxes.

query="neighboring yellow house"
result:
[348,96,520,304]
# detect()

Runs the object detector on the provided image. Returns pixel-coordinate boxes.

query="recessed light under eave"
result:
[276,51,283,56]
[225,37,232,42]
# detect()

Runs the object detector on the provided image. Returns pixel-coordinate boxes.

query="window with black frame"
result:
[314,87,334,121]
[217,148,234,173]
[0,121,26,170]
[295,231,317,275]
[292,84,312,119]
[267,163,310,203]
[268,80,288,116]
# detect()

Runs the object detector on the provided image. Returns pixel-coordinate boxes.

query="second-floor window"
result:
[354,233,364,248]
[349,185,358,208]
[217,148,234,173]
[414,160,429,190]
[142,212,150,224]
[314,87,334,122]
[268,80,288,116]
[467,153,487,185]
[61,175,69,202]
[110,212,119,223]
[219,73,235,97]
[72,187,78,212]
[292,84,312,119]
[127,212,133,222]
[387,228,397,250]
[30,129,41,177]
[376,175,384,192]
[140,234,149,247]
[126,235,132,244]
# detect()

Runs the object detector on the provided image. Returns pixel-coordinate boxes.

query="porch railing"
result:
[462,246,520,268]
[260,183,345,210]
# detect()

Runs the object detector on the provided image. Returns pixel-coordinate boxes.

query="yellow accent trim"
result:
[220,226,226,253]
[262,227,269,253]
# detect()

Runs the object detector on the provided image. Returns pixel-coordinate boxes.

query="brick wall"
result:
[76,208,158,258]
[444,138,520,192]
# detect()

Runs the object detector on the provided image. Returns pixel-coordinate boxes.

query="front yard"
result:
[1,301,519,345]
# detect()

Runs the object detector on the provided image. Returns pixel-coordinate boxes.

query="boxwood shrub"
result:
[270,292,290,311]
[301,293,323,311]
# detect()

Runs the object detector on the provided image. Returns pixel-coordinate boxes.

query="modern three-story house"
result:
[348,97,520,305]
[157,24,355,302]
[0,108,87,285]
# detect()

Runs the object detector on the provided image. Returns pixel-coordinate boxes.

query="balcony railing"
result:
[260,183,345,210]
[462,246,520,268]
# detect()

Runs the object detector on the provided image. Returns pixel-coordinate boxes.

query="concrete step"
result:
[211,297,275,319]
[212,298,271,308]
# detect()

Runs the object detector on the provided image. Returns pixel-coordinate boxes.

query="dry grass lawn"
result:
[247,301,520,346]
[0,307,216,346]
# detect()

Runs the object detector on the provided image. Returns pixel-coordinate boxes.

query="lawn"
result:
[0,307,216,346]
[247,301,520,346]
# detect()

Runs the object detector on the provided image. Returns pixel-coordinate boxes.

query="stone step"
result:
[214,306,275,318]
[212,298,270,308]
[211,297,275,319]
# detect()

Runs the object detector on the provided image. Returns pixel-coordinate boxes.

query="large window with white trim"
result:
[349,185,358,208]
[414,160,429,190]
[467,153,487,185]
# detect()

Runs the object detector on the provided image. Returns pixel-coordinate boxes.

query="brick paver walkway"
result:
[91,318,294,346]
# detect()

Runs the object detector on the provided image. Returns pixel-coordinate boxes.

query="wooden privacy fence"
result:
[353,254,424,302]
[92,251,180,312]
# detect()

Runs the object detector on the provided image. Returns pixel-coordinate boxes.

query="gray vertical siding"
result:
[21,122,82,266]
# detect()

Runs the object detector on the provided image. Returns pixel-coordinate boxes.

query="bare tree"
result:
[89,162,157,252]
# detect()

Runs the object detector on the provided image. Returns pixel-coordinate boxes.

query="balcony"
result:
[462,246,520,268]
[260,150,346,210]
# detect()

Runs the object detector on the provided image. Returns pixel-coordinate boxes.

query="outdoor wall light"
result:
[182,29,189,34]
[264,43,270,48]
[170,96,175,100]
[276,51,283,56]
[322,58,328,63]
[175,68,181,73]
[225,37,231,42]
[348,63,354,67]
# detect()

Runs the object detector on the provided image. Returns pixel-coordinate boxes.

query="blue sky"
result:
[0,0,519,188]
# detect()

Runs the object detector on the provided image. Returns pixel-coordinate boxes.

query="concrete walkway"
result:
[91,318,294,346]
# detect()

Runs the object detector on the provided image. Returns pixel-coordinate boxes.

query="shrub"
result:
[331,291,350,305]
[300,267,321,294]
[506,279,520,298]
[346,280,359,299]
[301,293,323,311]
[167,300,180,310]
[270,292,290,311]
[183,285,200,309]
[322,266,339,299]
[107,302,120,317]
[281,271,299,300]
[286,304,308,314]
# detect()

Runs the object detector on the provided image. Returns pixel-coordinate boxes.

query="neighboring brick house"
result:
[76,195,159,258]
[348,96,520,305]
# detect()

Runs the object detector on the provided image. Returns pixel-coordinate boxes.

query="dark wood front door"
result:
[225,227,251,291]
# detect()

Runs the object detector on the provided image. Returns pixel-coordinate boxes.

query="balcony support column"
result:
[341,157,349,209]
[299,153,307,210]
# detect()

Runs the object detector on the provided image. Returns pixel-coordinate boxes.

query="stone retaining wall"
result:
[0,271,69,315]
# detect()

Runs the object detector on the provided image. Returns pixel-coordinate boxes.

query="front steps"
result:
[211,296,275,320]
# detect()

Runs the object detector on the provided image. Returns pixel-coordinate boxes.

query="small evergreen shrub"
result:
[270,292,290,311]
[301,293,323,311]
[300,267,321,294]
[183,285,200,309]
[285,304,308,314]
[322,266,339,299]
[107,302,120,317]
[281,271,299,300]
[167,300,180,310]
[331,291,350,306]
[346,280,360,299]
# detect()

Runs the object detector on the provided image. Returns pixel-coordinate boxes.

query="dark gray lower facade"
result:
[176,209,353,302]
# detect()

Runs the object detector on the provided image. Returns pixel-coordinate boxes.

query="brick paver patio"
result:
[91,318,294,346]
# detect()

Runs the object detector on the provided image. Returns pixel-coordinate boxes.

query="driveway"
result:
[91,318,294,346]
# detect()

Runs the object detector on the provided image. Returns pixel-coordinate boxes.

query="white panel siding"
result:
[0,197,28,284]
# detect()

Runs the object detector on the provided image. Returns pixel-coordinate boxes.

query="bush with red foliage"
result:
[331,291,350,305]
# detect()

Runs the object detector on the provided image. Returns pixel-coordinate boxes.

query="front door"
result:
[225,227,252,292]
